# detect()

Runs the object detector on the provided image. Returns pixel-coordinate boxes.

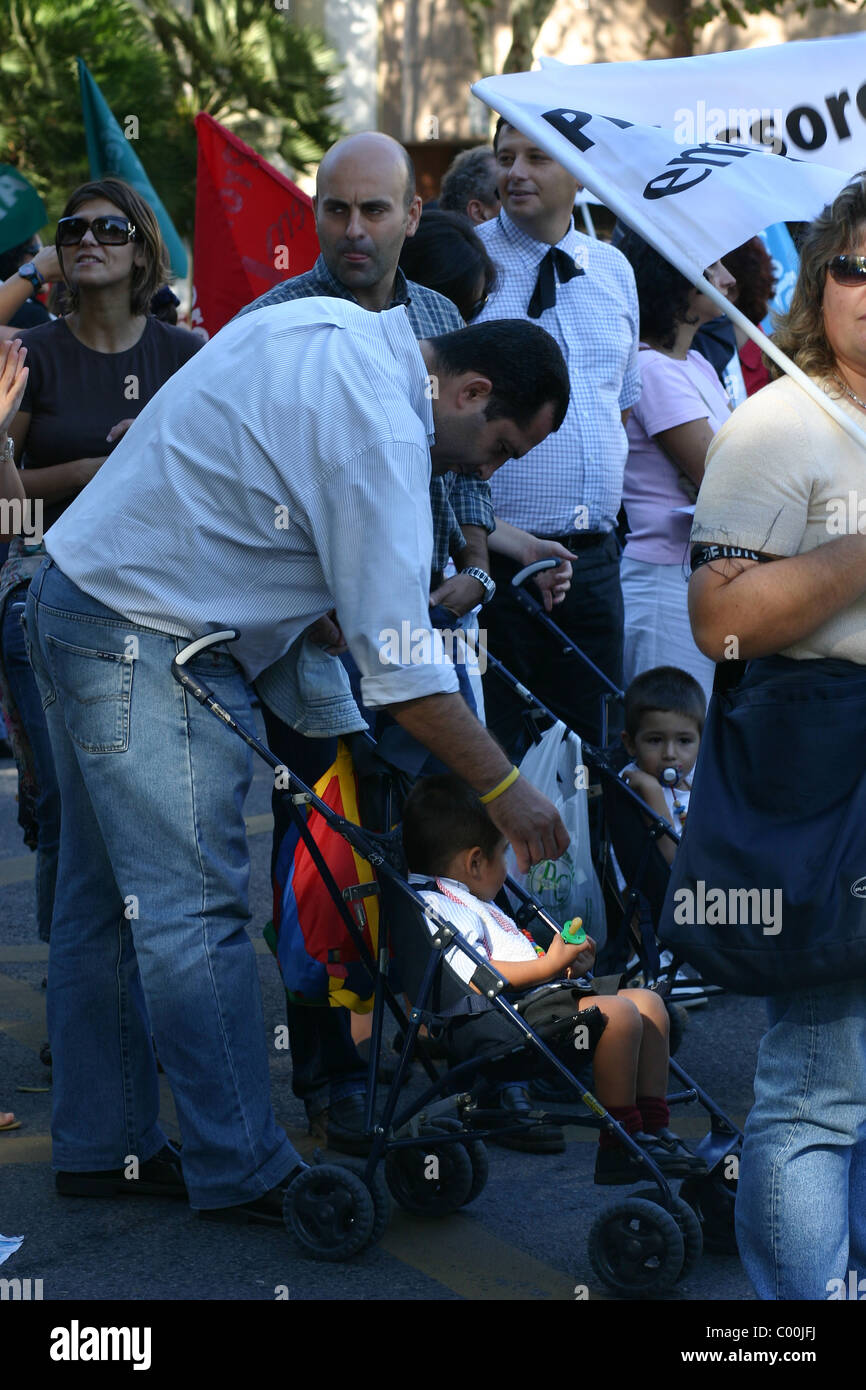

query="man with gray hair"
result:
[439,147,500,225]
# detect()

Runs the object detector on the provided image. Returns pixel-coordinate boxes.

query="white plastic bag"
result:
[505,721,607,947]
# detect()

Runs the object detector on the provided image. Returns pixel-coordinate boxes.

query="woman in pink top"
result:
[618,232,735,703]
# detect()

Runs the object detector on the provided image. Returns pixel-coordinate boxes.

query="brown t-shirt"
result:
[20,315,202,530]
[691,373,866,664]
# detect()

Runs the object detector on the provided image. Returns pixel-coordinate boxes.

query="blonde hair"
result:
[769,175,866,383]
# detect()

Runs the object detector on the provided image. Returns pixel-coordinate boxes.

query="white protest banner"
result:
[471,62,866,448]
[537,36,866,171]
[472,68,848,276]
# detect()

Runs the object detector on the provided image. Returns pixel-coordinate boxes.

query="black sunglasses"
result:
[56,215,138,248]
[466,294,489,322]
[826,255,866,287]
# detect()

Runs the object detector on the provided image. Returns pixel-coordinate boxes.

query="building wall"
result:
[377,0,866,145]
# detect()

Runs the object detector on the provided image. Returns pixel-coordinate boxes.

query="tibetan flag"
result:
[77,57,187,279]
[192,113,319,337]
[268,741,379,1012]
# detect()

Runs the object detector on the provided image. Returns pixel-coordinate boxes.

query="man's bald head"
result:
[317,132,416,211]
[312,132,422,311]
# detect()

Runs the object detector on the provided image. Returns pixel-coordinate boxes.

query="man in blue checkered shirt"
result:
[474,119,642,751]
[236,132,504,1155]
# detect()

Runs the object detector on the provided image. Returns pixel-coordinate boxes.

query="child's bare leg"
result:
[577,995,641,1107]
[617,988,670,1098]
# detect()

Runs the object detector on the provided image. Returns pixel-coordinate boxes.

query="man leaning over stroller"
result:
[24,302,571,1226]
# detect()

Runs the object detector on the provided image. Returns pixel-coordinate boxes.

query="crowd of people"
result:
[1,120,865,1303]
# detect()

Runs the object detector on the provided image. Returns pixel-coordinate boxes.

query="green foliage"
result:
[0,0,343,242]
[0,0,182,229]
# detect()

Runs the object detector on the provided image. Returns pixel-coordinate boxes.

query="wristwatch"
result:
[2,434,14,467]
[17,261,44,291]
[460,566,496,605]
[458,567,497,606]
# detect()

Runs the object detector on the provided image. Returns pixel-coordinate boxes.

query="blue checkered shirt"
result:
[473,211,641,533]
[238,255,494,572]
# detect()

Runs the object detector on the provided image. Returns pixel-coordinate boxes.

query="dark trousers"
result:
[261,704,366,1115]
[481,532,624,758]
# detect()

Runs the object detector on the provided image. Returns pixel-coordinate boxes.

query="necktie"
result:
[527,247,584,318]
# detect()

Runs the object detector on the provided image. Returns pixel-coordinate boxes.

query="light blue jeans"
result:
[24,560,301,1207]
[735,978,866,1300]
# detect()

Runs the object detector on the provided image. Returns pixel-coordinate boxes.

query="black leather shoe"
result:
[198,1164,308,1227]
[594,1131,709,1185]
[56,1144,186,1198]
[483,1084,566,1154]
[308,1093,372,1157]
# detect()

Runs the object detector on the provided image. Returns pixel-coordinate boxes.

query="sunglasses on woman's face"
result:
[826,255,866,287]
[56,215,138,247]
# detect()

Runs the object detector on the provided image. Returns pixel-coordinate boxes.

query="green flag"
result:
[0,166,46,256]
[77,57,187,278]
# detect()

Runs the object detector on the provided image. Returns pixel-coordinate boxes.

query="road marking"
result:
[379,1211,586,1300]
[0,969,47,1054]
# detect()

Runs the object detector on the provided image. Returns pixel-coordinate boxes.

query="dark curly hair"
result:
[618,228,695,348]
[722,237,776,326]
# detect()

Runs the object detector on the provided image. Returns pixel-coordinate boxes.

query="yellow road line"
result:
[380,1211,588,1300]
[0,970,47,1054]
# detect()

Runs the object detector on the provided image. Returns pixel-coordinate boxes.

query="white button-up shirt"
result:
[44,297,460,709]
[474,209,641,533]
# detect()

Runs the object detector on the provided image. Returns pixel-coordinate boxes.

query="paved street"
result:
[0,710,764,1303]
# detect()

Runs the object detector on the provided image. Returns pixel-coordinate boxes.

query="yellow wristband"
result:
[479,766,520,804]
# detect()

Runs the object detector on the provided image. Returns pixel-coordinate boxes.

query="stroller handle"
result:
[511,557,560,589]
[173,630,240,667]
[170,629,240,709]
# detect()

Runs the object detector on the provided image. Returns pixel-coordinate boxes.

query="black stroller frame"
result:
[171,628,742,1296]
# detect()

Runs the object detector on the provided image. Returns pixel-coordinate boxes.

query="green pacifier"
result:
[561,918,587,946]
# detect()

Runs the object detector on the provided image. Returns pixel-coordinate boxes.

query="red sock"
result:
[637,1095,670,1134]
[598,1104,643,1151]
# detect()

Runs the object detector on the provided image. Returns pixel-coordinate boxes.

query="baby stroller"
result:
[483,560,724,1008]
[171,629,742,1294]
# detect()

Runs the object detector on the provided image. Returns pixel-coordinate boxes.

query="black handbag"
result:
[658,655,866,994]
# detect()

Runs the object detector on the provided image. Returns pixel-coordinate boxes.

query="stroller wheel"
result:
[680,1170,738,1255]
[321,1155,393,1244]
[632,1189,703,1282]
[588,1197,684,1298]
[284,1164,376,1261]
[426,1117,490,1205]
[385,1125,474,1216]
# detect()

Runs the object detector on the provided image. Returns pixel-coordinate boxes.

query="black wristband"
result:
[690,543,774,574]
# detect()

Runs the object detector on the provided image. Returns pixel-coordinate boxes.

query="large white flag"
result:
[537,36,866,172]
[471,67,849,279]
[472,45,866,448]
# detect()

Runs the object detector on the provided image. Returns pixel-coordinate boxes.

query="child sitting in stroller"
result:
[619,666,705,865]
[402,774,707,1185]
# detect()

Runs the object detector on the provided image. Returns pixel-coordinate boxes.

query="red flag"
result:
[192,113,319,337]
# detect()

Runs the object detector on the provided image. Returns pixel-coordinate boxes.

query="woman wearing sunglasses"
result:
[0,178,201,945]
[664,176,866,1300]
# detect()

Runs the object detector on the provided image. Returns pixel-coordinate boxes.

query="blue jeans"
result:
[1,582,60,941]
[25,560,301,1207]
[735,978,866,1300]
